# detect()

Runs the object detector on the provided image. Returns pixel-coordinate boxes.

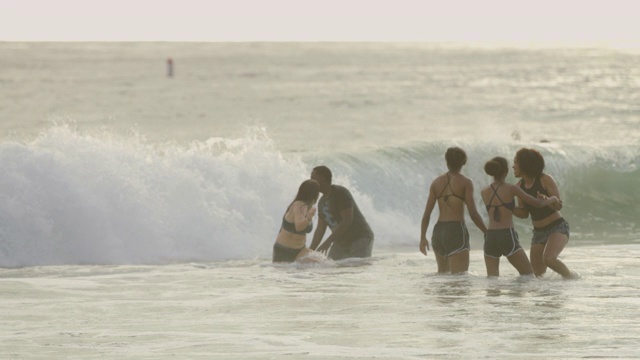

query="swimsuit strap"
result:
[437,173,464,202]
[487,182,506,221]
[281,202,313,235]
[487,182,505,206]
[436,173,453,199]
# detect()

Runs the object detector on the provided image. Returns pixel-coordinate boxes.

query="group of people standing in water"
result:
[273,147,576,279]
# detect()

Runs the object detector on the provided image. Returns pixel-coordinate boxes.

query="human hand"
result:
[307,207,317,219]
[547,196,563,210]
[419,237,430,256]
[317,241,331,254]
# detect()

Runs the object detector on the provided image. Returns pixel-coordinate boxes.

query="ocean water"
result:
[1,42,639,359]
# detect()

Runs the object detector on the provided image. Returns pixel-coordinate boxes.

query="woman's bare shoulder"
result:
[540,173,558,185]
[430,173,447,186]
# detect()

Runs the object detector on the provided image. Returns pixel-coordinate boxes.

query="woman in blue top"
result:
[273,179,320,263]
[512,148,577,279]
[481,157,559,277]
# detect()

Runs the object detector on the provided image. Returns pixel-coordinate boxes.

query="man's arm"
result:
[310,217,328,250]
[317,207,353,253]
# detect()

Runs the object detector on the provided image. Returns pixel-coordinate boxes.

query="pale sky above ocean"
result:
[0,0,639,43]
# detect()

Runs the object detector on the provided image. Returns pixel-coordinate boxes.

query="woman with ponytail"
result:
[420,147,487,274]
[481,157,559,277]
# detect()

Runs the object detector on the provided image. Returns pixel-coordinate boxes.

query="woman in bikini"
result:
[481,157,559,277]
[273,179,321,263]
[420,147,487,274]
[512,148,577,279]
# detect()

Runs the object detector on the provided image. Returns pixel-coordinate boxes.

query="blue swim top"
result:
[485,182,515,221]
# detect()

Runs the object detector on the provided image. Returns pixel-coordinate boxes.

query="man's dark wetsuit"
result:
[318,185,374,260]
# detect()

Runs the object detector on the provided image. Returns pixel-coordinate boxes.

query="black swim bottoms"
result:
[431,221,470,258]
[328,236,374,261]
[272,242,305,263]
[484,228,523,258]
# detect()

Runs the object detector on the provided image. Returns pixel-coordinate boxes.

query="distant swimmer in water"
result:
[481,157,559,277]
[310,166,374,260]
[167,58,174,77]
[420,147,487,274]
[512,148,578,279]
[273,179,323,263]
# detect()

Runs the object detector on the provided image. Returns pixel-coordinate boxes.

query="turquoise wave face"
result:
[0,128,638,266]
[309,141,640,245]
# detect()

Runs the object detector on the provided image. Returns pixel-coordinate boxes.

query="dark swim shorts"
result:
[531,218,570,245]
[328,236,374,260]
[484,228,523,258]
[431,221,470,258]
[272,242,304,263]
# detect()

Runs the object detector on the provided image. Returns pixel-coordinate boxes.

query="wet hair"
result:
[445,147,467,172]
[294,179,320,203]
[312,165,332,184]
[484,157,509,179]
[515,148,545,178]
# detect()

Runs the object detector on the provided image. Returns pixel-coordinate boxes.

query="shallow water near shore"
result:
[2,246,639,359]
[1,42,639,358]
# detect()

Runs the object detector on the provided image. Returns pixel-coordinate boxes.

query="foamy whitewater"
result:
[1,42,639,359]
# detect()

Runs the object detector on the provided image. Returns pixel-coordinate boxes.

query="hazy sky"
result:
[1,0,639,43]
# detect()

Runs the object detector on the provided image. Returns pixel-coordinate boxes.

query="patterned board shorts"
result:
[531,218,570,245]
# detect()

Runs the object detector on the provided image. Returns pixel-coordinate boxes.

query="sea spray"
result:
[0,126,307,266]
[1,126,638,266]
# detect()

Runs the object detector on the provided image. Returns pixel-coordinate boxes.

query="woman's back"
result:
[276,200,310,248]
[481,182,517,229]
[433,172,467,221]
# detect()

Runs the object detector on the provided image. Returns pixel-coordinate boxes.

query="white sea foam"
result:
[0,125,638,266]
[0,126,307,266]
[1,42,639,359]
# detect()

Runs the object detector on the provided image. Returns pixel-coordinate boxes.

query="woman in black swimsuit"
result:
[481,157,559,277]
[420,147,487,274]
[273,179,320,263]
[512,148,577,279]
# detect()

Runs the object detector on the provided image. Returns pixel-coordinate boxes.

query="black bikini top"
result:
[437,173,465,203]
[485,182,516,221]
[281,204,313,235]
[281,217,312,235]
[520,177,557,221]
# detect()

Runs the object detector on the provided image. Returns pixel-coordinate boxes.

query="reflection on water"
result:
[427,276,473,305]
[420,275,475,334]
[485,276,536,298]
[389,252,624,356]
[423,275,573,336]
